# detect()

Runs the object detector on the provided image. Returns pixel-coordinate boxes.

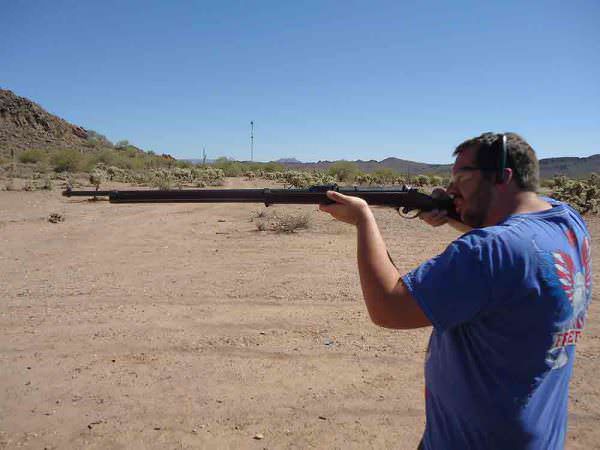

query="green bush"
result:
[429,175,444,187]
[51,149,83,172]
[175,160,193,169]
[95,149,119,166]
[328,161,360,182]
[263,162,285,172]
[414,175,430,187]
[19,149,47,164]
[213,157,244,177]
[372,168,398,184]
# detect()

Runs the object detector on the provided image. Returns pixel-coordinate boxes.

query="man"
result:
[319,132,592,449]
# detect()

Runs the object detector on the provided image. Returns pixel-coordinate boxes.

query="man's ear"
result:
[498,168,513,186]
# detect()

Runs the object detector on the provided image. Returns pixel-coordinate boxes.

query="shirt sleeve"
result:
[402,233,492,332]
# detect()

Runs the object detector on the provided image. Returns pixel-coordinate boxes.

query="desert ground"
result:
[1,177,599,450]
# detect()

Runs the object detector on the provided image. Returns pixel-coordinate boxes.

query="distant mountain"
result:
[184,158,217,164]
[275,157,302,163]
[274,155,600,179]
[539,155,600,178]
[275,158,452,176]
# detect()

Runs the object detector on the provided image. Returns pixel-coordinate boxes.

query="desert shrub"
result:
[414,175,430,187]
[328,161,360,182]
[394,176,408,185]
[355,173,375,185]
[429,175,444,187]
[550,174,600,215]
[150,171,173,190]
[51,149,83,172]
[251,209,270,220]
[89,169,104,189]
[19,149,47,164]
[263,162,285,172]
[268,170,336,188]
[284,171,315,188]
[309,170,337,185]
[272,212,311,232]
[213,157,245,177]
[32,172,54,190]
[175,160,193,169]
[193,167,225,186]
[41,175,53,190]
[86,129,114,147]
[254,210,311,233]
[94,149,119,166]
[22,174,53,191]
[372,168,398,185]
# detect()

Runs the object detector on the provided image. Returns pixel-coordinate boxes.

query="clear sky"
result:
[2,0,599,163]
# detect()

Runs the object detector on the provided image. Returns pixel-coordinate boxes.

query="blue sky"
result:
[2,0,599,163]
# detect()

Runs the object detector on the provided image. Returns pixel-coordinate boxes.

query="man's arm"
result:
[356,210,431,329]
[319,191,431,329]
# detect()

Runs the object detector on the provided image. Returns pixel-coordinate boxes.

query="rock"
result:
[253,433,264,440]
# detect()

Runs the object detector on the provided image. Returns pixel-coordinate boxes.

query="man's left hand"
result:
[319,191,372,226]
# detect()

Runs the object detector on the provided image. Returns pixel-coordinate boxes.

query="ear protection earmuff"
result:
[497,133,508,184]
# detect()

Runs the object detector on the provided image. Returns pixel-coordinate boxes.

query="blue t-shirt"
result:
[402,199,592,450]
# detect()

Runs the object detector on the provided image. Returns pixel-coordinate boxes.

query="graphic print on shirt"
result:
[540,234,592,369]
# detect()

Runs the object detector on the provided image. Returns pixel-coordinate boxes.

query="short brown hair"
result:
[453,132,539,191]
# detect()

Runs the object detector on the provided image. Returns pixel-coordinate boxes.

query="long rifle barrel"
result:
[62,184,454,215]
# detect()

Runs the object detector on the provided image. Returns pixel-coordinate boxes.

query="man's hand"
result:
[319,190,372,226]
[418,188,451,227]
[419,188,472,233]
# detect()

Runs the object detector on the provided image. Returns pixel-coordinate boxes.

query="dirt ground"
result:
[1,177,599,450]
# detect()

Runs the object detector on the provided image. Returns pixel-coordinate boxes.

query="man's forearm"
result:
[356,210,401,322]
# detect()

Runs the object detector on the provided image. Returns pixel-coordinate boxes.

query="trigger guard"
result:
[397,207,420,219]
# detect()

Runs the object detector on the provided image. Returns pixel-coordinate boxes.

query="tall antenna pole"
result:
[250,120,254,162]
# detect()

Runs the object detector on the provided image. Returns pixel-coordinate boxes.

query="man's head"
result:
[447,132,540,227]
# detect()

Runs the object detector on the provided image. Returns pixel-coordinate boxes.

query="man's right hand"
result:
[419,208,449,227]
[419,188,472,233]
[419,188,451,227]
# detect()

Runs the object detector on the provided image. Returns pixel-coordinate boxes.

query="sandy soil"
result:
[1,178,599,450]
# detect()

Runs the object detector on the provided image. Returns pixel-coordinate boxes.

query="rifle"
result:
[62,184,455,218]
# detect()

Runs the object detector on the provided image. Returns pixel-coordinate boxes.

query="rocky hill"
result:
[0,88,91,158]
[539,155,600,178]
